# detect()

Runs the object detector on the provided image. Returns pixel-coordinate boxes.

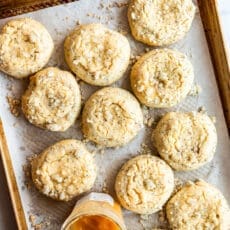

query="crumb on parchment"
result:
[29,213,50,230]
[102,181,109,193]
[188,84,202,96]
[141,105,155,127]
[198,106,206,114]
[22,154,37,190]
[6,96,20,117]
[140,143,152,155]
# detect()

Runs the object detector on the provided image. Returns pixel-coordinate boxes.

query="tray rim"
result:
[0,119,27,230]
[0,0,229,229]
[0,0,76,19]
[198,0,230,131]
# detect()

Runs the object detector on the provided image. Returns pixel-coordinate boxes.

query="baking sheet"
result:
[0,0,230,229]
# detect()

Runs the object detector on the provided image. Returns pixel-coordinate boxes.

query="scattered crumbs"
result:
[139,213,169,230]
[135,55,141,60]
[23,154,37,190]
[82,138,89,144]
[139,214,150,229]
[76,20,81,25]
[112,2,128,8]
[142,105,155,127]
[145,47,151,52]
[140,143,152,155]
[29,213,51,230]
[27,154,37,163]
[6,79,13,91]
[188,84,202,96]
[172,178,184,195]
[153,203,170,229]
[6,96,21,117]
[210,116,216,123]
[146,117,155,127]
[129,53,142,65]
[185,180,194,187]
[106,2,128,9]
[158,210,166,223]
[118,28,128,35]
[23,164,30,177]
[86,13,102,20]
[99,2,105,9]
[102,181,109,193]
[198,106,206,114]
[140,214,149,220]
[29,214,36,226]
[99,148,105,154]
[114,146,120,150]
[34,224,42,230]
[90,143,106,155]
[91,150,97,157]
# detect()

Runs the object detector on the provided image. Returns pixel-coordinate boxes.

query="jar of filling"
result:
[61,192,127,230]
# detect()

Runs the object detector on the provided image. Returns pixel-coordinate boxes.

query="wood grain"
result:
[0,119,27,230]
[198,0,230,130]
[0,0,76,18]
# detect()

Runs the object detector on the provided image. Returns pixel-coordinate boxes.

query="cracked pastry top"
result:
[0,18,53,78]
[115,155,174,214]
[130,48,194,108]
[152,112,217,171]
[64,23,130,86]
[128,0,195,46]
[82,87,143,147]
[166,180,230,230]
[22,67,81,132]
[31,139,97,201]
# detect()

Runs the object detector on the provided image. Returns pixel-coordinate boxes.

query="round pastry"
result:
[152,112,217,171]
[82,87,143,147]
[31,139,97,201]
[115,155,174,214]
[166,180,230,230]
[0,18,53,78]
[130,49,194,108]
[128,0,195,46]
[64,23,130,86]
[22,67,81,132]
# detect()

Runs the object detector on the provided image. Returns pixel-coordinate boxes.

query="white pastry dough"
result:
[82,87,143,147]
[115,155,174,214]
[128,0,195,46]
[32,139,97,201]
[0,18,53,78]
[64,24,130,86]
[22,67,81,131]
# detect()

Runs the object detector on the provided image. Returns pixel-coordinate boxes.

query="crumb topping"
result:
[32,140,97,201]
[22,67,81,131]
[82,87,143,147]
[115,155,174,214]
[131,49,194,108]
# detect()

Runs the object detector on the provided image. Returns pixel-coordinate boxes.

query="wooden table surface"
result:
[0,1,229,230]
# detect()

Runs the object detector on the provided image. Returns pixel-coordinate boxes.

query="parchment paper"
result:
[0,0,229,229]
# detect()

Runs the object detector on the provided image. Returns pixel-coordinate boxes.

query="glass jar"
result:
[61,192,127,230]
